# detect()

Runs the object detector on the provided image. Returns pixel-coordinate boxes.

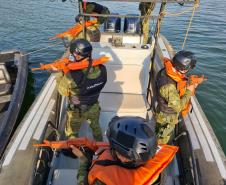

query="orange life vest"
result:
[164,57,191,117]
[88,145,178,185]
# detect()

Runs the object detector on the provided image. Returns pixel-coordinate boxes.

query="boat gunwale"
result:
[0,50,28,158]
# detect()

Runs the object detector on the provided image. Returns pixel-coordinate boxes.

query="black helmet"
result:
[107,116,157,167]
[172,50,196,72]
[70,39,92,58]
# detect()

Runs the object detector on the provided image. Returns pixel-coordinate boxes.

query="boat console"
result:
[101,13,144,44]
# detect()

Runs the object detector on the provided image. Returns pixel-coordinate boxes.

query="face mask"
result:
[72,52,86,62]
[69,54,75,62]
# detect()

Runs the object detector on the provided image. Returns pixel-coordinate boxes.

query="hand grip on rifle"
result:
[188,75,207,87]
[31,58,69,73]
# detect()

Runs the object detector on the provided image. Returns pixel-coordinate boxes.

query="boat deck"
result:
[0,37,226,185]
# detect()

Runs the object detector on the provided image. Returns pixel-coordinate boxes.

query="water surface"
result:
[0,0,226,152]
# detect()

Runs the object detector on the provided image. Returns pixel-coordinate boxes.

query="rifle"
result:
[188,75,207,86]
[31,56,109,74]
[49,19,98,40]
[32,58,70,73]
[33,137,109,152]
[177,74,207,96]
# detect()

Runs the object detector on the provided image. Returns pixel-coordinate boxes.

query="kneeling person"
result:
[71,116,178,185]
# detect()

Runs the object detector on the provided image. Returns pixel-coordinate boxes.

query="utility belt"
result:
[69,103,92,112]
[156,105,177,115]
[68,103,92,118]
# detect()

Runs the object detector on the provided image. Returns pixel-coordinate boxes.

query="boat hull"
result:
[0,50,28,158]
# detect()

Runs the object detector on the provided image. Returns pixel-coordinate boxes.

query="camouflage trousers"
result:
[155,111,179,144]
[65,103,103,141]
[156,122,175,144]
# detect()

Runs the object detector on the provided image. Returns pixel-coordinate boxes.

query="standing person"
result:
[139,2,156,44]
[155,50,205,144]
[56,2,110,42]
[76,2,110,42]
[71,116,178,185]
[56,39,107,140]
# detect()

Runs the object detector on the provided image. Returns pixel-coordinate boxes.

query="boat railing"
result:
[82,13,159,19]
[80,0,197,3]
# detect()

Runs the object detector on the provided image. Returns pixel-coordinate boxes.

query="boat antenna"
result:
[78,0,87,40]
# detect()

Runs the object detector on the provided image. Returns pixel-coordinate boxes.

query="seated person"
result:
[71,116,178,185]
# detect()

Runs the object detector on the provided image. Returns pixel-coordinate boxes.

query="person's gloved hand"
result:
[70,145,84,157]
[70,95,81,105]
[70,145,94,162]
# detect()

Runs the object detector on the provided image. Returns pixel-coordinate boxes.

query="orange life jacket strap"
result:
[164,58,186,83]
[64,56,109,73]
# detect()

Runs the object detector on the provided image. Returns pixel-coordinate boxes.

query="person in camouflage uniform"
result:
[71,116,159,185]
[155,51,198,144]
[139,2,156,44]
[76,2,110,42]
[56,39,107,141]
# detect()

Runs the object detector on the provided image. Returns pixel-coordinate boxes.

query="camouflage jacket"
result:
[156,83,192,125]
[85,2,110,25]
[56,66,102,97]
[77,157,105,185]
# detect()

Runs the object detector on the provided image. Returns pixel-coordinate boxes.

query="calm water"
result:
[0,0,226,152]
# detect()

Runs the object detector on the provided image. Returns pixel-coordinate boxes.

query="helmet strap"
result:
[80,56,92,86]
[74,56,86,62]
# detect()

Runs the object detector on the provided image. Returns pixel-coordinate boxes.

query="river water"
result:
[0,0,226,152]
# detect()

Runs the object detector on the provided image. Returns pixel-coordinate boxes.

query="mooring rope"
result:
[181,3,199,49]
[21,41,63,57]
[164,3,199,16]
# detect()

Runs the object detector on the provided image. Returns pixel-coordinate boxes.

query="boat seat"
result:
[99,93,148,140]
[92,42,154,139]
[99,93,147,114]
[0,64,11,95]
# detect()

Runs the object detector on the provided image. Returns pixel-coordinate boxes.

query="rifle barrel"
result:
[31,67,43,71]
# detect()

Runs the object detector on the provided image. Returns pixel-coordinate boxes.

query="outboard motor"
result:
[104,14,121,33]
[124,14,140,34]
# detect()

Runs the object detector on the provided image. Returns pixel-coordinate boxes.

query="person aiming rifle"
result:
[155,50,206,144]
[56,39,107,140]
[51,2,110,42]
